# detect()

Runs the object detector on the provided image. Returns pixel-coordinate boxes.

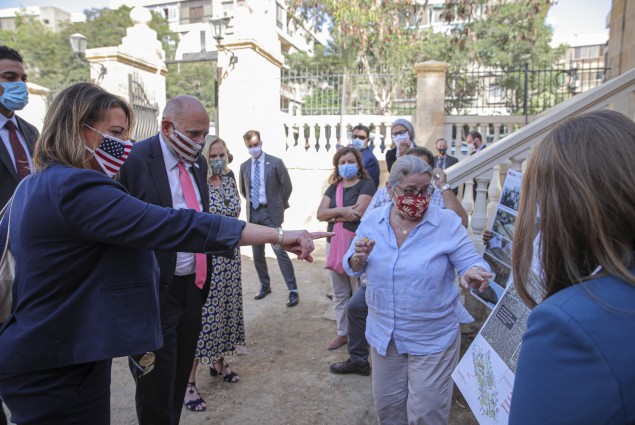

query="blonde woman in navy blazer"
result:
[0,83,325,425]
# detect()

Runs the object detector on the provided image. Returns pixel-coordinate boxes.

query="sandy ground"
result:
[4,242,481,425]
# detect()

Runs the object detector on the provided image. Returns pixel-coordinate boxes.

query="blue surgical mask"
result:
[351,139,364,150]
[338,163,358,179]
[0,81,29,111]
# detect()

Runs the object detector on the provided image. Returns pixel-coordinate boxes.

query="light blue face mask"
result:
[0,81,29,111]
[338,163,358,179]
[351,139,365,150]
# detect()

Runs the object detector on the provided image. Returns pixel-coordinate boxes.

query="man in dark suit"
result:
[434,138,459,170]
[239,130,298,307]
[350,124,380,189]
[118,95,213,425]
[0,45,38,425]
[467,130,486,155]
[0,45,38,208]
[434,138,459,195]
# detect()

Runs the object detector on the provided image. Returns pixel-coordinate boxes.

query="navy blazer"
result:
[0,165,244,373]
[510,271,635,424]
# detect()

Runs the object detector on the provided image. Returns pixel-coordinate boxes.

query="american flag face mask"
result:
[84,124,133,178]
[167,125,205,165]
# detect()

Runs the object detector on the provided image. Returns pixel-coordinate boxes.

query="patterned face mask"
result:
[167,125,204,164]
[393,190,431,219]
[83,124,133,178]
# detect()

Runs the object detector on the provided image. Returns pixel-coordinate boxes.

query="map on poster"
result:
[452,169,533,425]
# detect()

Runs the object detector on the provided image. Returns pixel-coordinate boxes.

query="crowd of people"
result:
[0,43,634,425]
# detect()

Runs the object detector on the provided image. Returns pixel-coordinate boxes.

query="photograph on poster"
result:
[492,209,516,240]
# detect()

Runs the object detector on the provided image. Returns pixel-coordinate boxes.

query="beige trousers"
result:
[371,331,461,425]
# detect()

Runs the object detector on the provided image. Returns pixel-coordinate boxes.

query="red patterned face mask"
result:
[394,192,431,219]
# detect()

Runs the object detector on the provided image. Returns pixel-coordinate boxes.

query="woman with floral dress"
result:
[184,136,245,412]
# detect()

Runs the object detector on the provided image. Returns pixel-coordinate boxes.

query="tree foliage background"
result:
[286,0,565,115]
[0,6,215,118]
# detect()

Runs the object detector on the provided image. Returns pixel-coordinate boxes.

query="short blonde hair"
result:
[202,135,233,179]
[33,83,133,171]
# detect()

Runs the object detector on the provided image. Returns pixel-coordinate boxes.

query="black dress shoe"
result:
[286,291,299,307]
[329,358,371,376]
[254,287,271,300]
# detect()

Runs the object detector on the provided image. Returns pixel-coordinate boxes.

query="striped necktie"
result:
[5,120,30,180]
[251,159,260,209]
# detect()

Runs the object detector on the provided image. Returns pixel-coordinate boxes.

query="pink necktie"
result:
[177,162,207,289]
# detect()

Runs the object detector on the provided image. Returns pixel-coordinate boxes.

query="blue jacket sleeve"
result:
[58,172,246,254]
[509,303,622,425]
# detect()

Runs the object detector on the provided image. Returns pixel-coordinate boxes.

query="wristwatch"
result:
[441,183,452,192]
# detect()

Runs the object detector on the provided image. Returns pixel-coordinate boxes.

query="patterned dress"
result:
[195,173,245,364]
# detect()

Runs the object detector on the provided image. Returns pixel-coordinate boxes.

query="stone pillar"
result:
[414,61,448,152]
[217,0,285,162]
[85,6,167,127]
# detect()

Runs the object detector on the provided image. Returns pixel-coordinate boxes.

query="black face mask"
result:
[438,148,447,155]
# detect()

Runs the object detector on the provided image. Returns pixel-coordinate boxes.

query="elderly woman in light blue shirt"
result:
[343,156,491,425]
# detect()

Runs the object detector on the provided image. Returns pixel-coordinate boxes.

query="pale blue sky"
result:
[2,0,613,39]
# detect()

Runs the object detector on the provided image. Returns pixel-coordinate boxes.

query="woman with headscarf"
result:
[385,118,416,173]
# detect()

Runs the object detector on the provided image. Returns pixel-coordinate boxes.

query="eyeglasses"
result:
[391,129,408,138]
[394,184,434,197]
[352,134,368,140]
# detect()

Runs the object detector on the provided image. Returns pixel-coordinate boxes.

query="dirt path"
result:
[102,242,480,425]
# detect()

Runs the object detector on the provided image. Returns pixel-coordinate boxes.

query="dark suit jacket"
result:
[239,153,292,227]
[434,155,458,169]
[0,115,38,208]
[0,165,243,373]
[118,134,239,297]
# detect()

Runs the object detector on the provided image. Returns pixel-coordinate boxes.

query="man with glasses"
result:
[385,118,416,173]
[349,124,380,189]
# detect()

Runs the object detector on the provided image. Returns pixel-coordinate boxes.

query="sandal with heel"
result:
[184,382,206,412]
[210,358,239,383]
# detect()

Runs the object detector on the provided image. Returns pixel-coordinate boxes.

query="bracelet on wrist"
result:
[272,227,284,249]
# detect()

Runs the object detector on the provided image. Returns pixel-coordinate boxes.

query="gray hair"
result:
[387,156,432,187]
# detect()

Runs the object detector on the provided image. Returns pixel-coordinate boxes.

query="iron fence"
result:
[280,66,417,116]
[128,73,159,141]
[445,63,609,116]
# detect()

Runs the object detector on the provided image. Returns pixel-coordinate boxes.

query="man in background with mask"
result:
[118,96,213,425]
[350,124,379,189]
[434,138,459,195]
[239,130,298,307]
[434,138,458,170]
[0,45,38,425]
[0,45,38,208]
